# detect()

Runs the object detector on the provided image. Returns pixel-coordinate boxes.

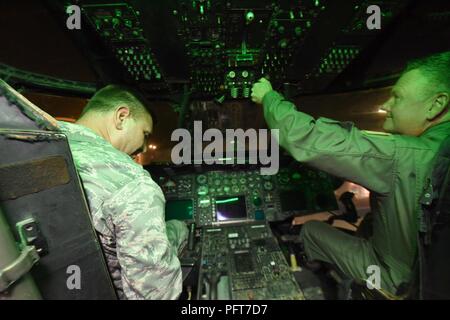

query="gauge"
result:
[196,174,207,185]
[197,185,209,196]
[263,181,274,191]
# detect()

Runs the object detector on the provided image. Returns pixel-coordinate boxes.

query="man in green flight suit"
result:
[251,51,450,295]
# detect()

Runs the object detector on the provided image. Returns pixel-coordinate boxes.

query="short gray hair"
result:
[404,51,450,94]
[80,84,150,119]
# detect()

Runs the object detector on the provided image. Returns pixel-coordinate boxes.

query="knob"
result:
[263,181,274,191]
[252,196,262,207]
[197,185,209,196]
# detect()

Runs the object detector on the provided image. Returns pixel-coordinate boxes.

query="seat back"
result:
[0,79,116,299]
[419,134,450,300]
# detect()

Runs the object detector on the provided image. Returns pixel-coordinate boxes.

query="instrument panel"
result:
[197,221,305,300]
[156,166,338,226]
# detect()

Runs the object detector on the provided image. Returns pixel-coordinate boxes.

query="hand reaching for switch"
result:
[251,77,273,104]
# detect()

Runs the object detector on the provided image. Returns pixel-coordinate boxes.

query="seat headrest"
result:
[0,79,59,131]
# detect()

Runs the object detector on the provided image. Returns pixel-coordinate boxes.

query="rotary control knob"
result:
[252,196,263,207]
[223,186,231,194]
[232,185,240,193]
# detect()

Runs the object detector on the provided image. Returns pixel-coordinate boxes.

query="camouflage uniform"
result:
[59,121,188,300]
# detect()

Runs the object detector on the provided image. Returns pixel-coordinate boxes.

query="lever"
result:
[188,222,196,251]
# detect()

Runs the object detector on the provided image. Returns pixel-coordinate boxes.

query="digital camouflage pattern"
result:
[59,121,188,300]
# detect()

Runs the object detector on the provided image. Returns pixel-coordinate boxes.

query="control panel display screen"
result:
[216,196,247,221]
[165,199,194,221]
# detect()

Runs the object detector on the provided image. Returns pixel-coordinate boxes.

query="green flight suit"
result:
[262,90,450,294]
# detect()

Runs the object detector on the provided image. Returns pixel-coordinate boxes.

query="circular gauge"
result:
[223,186,231,194]
[214,179,221,186]
[232,185,240,193]
[263,181,274,191]
[228,71,236,78]
[239,177,246,184]
[196,174,207,185]
[197,185,209,196]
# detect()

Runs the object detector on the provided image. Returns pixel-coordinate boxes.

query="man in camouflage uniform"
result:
[251,52,450,295]
[59,85,188,299]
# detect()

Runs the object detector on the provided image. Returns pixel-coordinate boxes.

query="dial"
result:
[196,174,207,185]
[263,181,274,191]
[197,185,209,196]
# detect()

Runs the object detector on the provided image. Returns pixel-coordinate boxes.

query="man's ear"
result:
[114,106,131,130]
[427,92,450,121]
